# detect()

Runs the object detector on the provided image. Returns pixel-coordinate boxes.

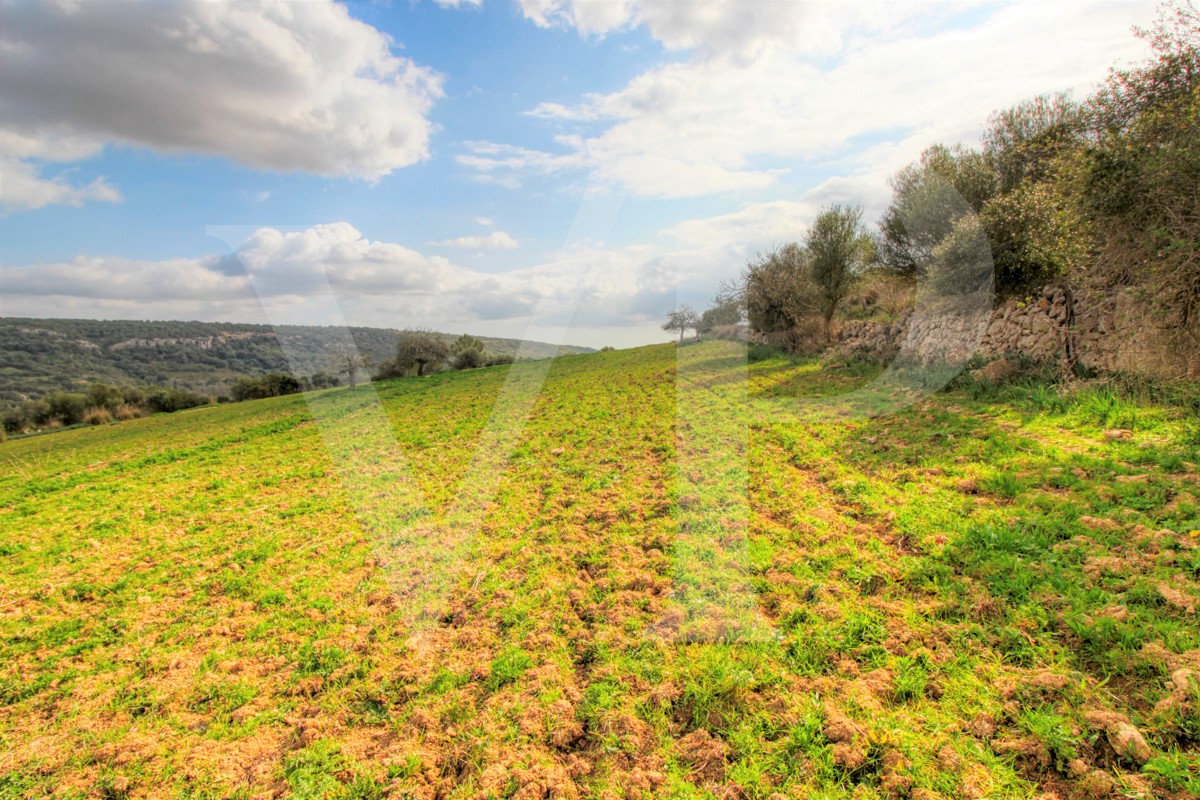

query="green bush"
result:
[230,374,301,402]
[145,387,211,413]
[46,393,88,426]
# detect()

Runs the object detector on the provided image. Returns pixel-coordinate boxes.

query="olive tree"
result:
[878,144,996,279]
[380,329,450,378]
[805,205,874,340]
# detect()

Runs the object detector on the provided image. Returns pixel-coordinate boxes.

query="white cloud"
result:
[433,0,483,7]
[657,172,895,261]
[0,0,443,211]
[428,231,520,249]
[6,181,906,342]
[0,157,122,212]
[485,1,1157,199]
[0,130,122,212]
[473,217,495,227]
[0,223,694,344]
[455,140,584,188]
[517,0,940,57]
[1,253,251,301]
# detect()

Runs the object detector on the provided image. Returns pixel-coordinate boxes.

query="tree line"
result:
[670,2,1199,351]
[1,383,210,436]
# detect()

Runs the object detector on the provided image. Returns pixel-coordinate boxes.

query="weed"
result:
[487,646,533,691]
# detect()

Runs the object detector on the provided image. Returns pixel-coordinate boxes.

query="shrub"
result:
[85,383,124,412]
[698,295,742,334]
[45,393,88,426]
[114,403,146,421]
[843,273,916,321]
[1081,4,1200,318]
[925,215,995,299]
[708,324,750,341]
[451,347,485,371]
[306,371,339,390]
[120,386,147,407]
[980,176,1089,295]
[230,374,300,402]
[743,243,818,338]
[2,406,30,434]
[145,387,210,413]
[83,408,113,426]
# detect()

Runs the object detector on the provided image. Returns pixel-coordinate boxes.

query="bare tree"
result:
[662,306,700,342]
[330,345,371,389]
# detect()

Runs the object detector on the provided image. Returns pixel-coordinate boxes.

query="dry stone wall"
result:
[833,284,1200,379]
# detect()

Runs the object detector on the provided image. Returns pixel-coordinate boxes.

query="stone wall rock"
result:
[830,283,1200,379]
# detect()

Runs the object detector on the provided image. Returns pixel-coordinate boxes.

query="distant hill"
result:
[0,317,592,404]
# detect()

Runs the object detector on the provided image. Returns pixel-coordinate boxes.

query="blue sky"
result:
[0,0,1159,347]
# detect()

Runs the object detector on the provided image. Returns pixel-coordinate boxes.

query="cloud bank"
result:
[467,1,1155,198]
[0,0,442,211]
[1,222,709,345]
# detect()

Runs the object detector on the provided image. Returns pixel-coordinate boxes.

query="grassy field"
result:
[2,341,1199,799]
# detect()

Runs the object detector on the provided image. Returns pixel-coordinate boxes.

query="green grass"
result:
[2,341,1199,798]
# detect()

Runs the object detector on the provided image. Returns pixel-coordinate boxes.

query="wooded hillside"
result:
[0,318,591,404]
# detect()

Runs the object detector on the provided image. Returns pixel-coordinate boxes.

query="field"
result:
[2,341,1199,799]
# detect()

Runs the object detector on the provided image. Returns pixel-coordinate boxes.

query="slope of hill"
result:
[1,342,1198,798]
[0,317,593,403]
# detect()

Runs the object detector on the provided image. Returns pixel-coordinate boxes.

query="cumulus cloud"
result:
[480,1,1157,198]
[0,0,442,211]
[428,231,520,249]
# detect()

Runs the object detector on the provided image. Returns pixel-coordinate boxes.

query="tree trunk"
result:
[1060,283,1077,378]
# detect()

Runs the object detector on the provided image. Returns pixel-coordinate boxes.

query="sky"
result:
[0,0,1161,348]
